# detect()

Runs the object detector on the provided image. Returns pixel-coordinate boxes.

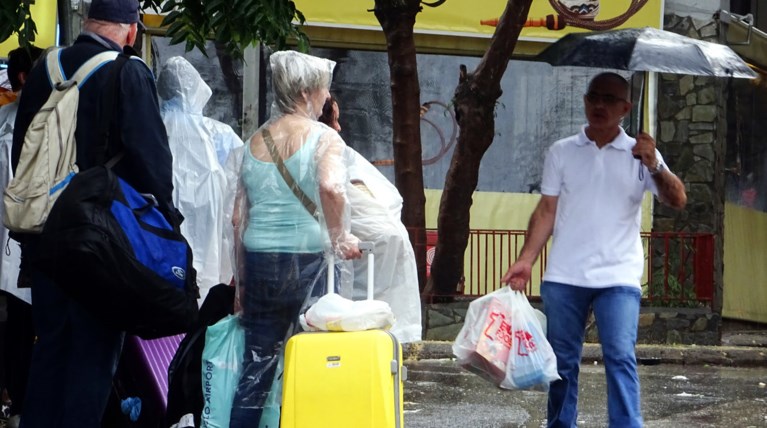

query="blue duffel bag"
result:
[36,163,199,339]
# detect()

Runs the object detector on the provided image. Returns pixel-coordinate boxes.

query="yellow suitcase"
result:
[281,245,406,428]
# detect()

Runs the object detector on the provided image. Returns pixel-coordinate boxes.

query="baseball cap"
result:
[88,0,140,24]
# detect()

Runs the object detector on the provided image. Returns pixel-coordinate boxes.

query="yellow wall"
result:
[723,202,767,323]
[0,2,58,57]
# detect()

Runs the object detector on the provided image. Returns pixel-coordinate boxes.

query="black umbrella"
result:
[535,26,756,79]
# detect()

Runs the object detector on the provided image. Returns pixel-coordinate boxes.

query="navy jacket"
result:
[12,33,176,221]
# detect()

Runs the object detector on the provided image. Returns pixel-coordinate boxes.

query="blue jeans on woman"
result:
[541,281,642,428]
[229,251,331,428]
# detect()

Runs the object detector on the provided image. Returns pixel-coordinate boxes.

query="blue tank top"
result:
[241,131,323,252]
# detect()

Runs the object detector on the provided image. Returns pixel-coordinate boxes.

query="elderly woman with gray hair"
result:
[228,50,361,427]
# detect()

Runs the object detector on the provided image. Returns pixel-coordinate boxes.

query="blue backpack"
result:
[35,53,198,339]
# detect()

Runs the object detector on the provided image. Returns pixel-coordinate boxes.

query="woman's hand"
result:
[335,233,362,260]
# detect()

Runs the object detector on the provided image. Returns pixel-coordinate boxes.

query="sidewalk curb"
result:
[403,341,767,367]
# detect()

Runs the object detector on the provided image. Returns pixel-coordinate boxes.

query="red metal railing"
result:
[425,229,714,306]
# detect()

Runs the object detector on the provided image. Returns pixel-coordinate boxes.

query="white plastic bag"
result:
[500,291,560,391]
[452,287,515,385]
[301,293,395,332]
[452,287,559,391]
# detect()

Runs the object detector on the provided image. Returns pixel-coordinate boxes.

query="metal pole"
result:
[61,0,86,47]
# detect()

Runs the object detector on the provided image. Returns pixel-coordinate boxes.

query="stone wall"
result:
[424,302,721,346]
[657,14,727,312]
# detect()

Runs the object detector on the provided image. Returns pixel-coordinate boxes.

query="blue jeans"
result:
[229,251,331,428]
[20,268,124,428]
[541,281,642,428]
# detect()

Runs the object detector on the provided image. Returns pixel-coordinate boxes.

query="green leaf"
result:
[1,0,310,59]
[161,1,178,14]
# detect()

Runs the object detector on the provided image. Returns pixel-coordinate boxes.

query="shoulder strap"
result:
[45,49,119,87]
[70,51,120,88]
[262,129,319,220]
[45,49,65,85]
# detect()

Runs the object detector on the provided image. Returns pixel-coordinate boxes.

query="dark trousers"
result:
[19,268,124,428]
[0,290,34,415]
[229,251,330,428]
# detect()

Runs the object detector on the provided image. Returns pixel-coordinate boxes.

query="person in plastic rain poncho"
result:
[0,44,43,422]
[227,51,361,427]
[156,56,243,304]
[318,96,422,343]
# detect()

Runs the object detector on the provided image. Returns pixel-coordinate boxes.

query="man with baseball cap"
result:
[12,1,177,426]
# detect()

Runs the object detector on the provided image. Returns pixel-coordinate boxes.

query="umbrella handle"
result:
[631,72,647,160]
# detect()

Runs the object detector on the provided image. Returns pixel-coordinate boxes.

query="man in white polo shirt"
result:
[502,72,687,428]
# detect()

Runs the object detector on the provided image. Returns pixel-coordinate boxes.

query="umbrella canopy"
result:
[535,26,757,79]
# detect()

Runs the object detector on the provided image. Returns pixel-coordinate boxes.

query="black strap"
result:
[262,129,319,220]
[93,53,130,167]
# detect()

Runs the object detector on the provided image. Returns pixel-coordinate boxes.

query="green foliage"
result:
[0,0,37,48]
[645,269,699,308]
[1,0,307,59]
[143,0,309,58]
[641,239,702,308]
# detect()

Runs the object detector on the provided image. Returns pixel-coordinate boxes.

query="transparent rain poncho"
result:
[226,50,360,426]
[344,147,422,343]
[157,56,242,304]
[0,100,27,304]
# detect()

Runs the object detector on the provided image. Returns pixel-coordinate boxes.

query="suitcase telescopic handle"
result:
[358,242,375,300]
[325,242,375,299]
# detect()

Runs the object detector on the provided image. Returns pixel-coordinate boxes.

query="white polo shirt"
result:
[540,126,662,288]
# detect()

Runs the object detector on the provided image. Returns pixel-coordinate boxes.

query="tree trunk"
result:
[426,0,533,300]
[374,0,428,292]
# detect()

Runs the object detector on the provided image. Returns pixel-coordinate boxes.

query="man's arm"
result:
[501,194,557,291]
[651,168,687,210]
[632,132,687,210]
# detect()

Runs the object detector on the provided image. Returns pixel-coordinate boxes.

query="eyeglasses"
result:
[584,92,628,105]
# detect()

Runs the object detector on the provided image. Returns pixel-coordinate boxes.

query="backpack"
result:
[3,49,119,234]
[34,52,199,339]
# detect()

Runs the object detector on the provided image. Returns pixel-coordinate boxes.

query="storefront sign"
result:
[294,0,662,40]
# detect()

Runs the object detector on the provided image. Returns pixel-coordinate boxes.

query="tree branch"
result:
[474,0,534,89]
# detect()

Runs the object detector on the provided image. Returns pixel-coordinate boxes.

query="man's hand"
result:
[502,260,532,292]
[631,131,658,169]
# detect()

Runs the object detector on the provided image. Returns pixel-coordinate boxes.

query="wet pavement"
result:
[403,359,767,428]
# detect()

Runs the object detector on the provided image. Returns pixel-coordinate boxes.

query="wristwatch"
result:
[649,159,666,176]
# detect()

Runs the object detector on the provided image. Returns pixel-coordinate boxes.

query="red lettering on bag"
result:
[483,311,512,347]
[514,329,536,356]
